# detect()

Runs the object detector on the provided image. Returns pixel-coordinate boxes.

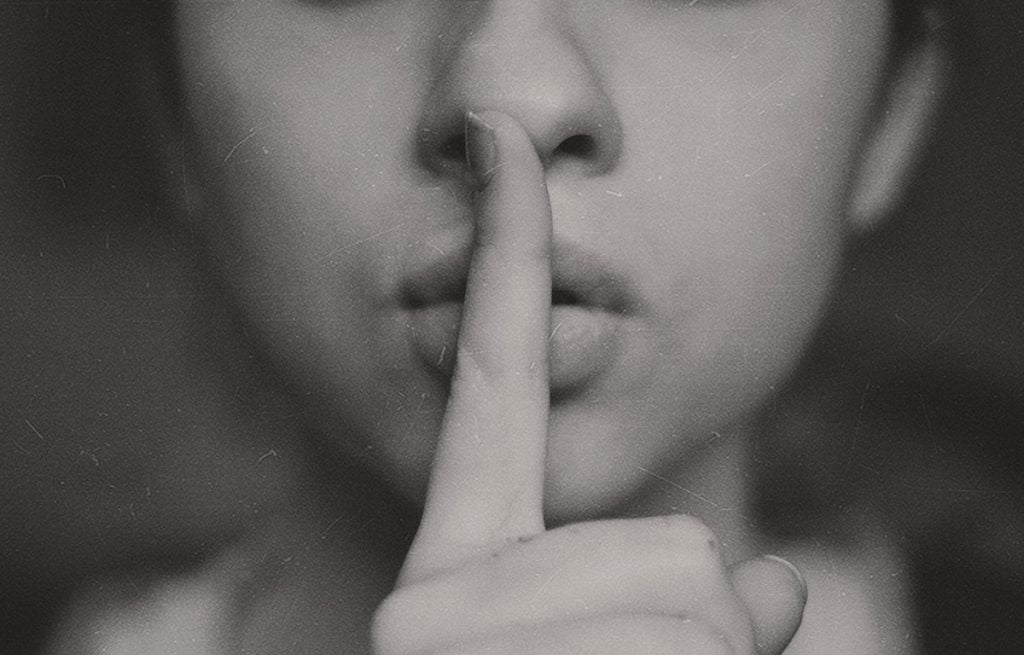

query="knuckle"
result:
[637,515,731,592]
[655,514,722,558]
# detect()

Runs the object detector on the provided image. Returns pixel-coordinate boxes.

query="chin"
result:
[541,471,637,526]
[537,403,690,526]
[343,399,666,528]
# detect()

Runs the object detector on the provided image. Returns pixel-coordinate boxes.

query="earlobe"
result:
[847,9,950,233]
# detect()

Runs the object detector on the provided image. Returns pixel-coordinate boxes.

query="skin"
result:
[374,111,805,654]
[165,0,941,651]
[176,0,890,520]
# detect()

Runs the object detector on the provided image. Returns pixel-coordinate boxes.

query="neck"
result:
[626,422,760,564]
[232,454,414,653]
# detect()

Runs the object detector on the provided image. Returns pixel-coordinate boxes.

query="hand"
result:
[372,111,806,655]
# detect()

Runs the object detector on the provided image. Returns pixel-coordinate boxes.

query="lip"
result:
[401,240,638,314]
[401,239,640,394]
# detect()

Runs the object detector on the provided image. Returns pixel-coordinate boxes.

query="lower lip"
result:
[407,302,623,394]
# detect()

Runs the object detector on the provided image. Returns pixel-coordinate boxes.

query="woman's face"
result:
[174,0,892,519]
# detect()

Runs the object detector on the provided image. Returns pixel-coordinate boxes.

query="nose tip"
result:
[416,5,622,180]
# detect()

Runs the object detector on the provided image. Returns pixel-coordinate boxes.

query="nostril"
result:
[554,134,598,160]
[419,128,470,178]
[439,133,467,164]
[420,125,609,178]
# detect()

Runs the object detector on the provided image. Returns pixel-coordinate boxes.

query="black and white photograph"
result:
[2,2,1022,653]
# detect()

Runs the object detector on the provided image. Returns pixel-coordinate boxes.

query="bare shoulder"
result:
[776,525,919,655]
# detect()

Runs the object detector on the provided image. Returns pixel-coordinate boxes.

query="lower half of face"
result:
[174,0,890,521]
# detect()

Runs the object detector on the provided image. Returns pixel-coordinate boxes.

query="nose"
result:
[416,1,623,180]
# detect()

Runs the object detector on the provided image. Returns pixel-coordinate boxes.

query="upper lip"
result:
[400,238,639,315]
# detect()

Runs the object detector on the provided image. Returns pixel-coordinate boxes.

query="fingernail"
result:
[466,111,497,189]
[763,555,808,602]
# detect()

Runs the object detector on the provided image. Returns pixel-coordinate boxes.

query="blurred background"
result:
[2,2,1021,653]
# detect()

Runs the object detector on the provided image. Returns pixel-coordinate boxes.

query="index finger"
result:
[401,111,552,583]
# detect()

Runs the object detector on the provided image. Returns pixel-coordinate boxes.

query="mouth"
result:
[401,240,639,395]
[401,241,636,316]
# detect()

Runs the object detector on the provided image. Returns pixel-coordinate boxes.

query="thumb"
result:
[729,555,807,655]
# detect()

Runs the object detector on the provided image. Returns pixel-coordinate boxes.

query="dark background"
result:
[2,2,1022,652]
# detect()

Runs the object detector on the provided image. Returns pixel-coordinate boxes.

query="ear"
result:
[846,7,950,233]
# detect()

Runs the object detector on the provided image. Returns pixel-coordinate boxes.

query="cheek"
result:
[174,7,447,480]
[168,0,893,512]
[631,146,847,433]
[607,2,889,414]
[176,2,440,349]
